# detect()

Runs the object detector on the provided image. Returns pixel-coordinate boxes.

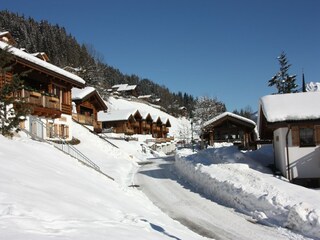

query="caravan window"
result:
[299,127,315,147]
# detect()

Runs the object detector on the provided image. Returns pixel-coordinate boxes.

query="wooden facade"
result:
[99,109,171,139]
[101,114,136,135]
[0,32,85,140]
[202,112,257,149]
[72,87,108,133]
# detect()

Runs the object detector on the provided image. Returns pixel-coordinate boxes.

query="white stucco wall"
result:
[273,127,320,179]
[289,146,320,178]
[273,128,288,178]
[24,114,73,141]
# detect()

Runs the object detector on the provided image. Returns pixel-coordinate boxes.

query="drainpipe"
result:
[285,125,291,182]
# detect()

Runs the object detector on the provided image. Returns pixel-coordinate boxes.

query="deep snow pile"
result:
[175,145,320,239]
[0,130,206,240]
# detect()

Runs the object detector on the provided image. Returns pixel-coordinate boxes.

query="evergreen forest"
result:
[0,10,196,116]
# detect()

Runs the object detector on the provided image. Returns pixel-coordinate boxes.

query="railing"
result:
[132,121,140,127]
[20,89,60,111]
[26,117,102,172]
[72,113,94,125]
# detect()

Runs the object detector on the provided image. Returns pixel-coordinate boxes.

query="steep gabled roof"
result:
[160,117,171,127]
[203,112,256,130]
[72,87,108,111]
[98,109,137,122]
[0,40,85,87]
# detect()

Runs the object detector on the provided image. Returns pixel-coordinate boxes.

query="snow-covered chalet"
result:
[258,92,320,185]
[0,31,85,140]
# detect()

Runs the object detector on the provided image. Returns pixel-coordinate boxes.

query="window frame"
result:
[299,127,315,147]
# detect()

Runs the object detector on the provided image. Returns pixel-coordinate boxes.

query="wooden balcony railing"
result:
[20,89,60,111]
[132,121,140,127]
[72,113,94,125]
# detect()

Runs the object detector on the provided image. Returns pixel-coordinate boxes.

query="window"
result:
[299,127,315,147]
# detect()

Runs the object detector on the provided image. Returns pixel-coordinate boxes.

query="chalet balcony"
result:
[141,122,151,129]
[132,121,140,128]
[125,128,135,135]
[72,113,94,125]
[18,89,61,118]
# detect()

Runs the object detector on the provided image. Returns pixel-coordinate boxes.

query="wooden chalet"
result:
[202,112,257,149]
[150,115,163,138]
[159,117,171,138]
[110,84,138,97]
[140,112,153,135]
[132,110,142,134]
[0,31,85,140]
[98,109,138,135]
[72,87,108,133]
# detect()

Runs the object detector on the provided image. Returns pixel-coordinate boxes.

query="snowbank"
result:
[175,146,320,239]
[0,129,205,239]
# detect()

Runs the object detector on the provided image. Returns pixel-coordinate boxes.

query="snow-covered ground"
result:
[0,128,206,240]
[1,95,320,239]
[175,144,320,239]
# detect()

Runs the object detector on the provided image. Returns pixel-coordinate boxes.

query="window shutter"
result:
[65,126,69,139]
[46,123,50,137]
[315,125,320,145]
[291,126,299,146]
[54,124,58,137]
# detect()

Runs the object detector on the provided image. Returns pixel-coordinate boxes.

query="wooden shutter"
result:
[54,124,58,137]
[65,126,69,139]
[315,125,320,145]
[291,126,299,146]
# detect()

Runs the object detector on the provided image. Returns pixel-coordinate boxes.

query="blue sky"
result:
[1,0,320,111]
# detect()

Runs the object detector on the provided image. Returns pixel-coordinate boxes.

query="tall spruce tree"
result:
[268,51,298,94]
[0,46,31,137]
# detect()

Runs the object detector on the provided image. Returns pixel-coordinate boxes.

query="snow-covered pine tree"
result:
[0,46,31,137]
[268,51,298,94]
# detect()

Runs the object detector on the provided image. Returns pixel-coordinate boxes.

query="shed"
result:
[202,112,257,149]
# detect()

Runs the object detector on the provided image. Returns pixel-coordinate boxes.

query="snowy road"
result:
[135,156,307,240]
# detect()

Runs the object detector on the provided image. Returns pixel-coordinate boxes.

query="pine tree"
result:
[0,46,31,137]
[268,51,298,94]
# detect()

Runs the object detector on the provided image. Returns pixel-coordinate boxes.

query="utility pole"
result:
[191,119,194,152]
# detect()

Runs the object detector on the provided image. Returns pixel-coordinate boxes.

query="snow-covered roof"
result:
[306,82,320,92]
[0,41,85,86]
[0,31,15,45]
[138,95,152,99]
[112,84,137,92]
[31,52,50,62]
[72,87,96,100]
[118,85,137,92]
[98,109,136,122]
[260,92,320,123]
[0,31,9,37]
[203,112,256,128]
[139,110,152,120]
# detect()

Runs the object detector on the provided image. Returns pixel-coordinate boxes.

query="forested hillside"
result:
[0,10,195,116]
